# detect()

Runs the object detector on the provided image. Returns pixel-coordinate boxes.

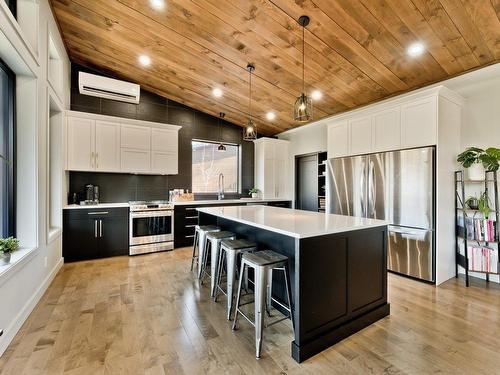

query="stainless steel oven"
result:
[129,201,174,255]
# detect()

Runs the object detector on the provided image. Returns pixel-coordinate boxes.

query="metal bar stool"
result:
[194,225,221,279]
[214,239,257,320]
[191,225,220,273]
[232,250,294,359]
[200,231,236,297]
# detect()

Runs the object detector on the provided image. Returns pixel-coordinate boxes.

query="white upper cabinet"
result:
[401,97,437,148]
[254,138,289,199]
[372,107,401,152]
[326,87,457,158]
[121,124,151,150]
[327,121,349,158]
[66,111,180,175]
[349,116,372,155]
[95,121,120,172]
[67,117,95,171]
[152,128,178,152]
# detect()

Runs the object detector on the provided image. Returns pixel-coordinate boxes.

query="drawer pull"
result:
[185,208,197,211]
[185,216,198,219]
[185,224,196,228]
[185,235,195,238]
[87,211,109,215]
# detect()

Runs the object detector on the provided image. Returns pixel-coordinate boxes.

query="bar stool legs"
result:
[232,251,294,359]
[214,240,256,320]
[190,229,200,271]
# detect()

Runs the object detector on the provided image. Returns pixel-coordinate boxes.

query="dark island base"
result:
[291,303,390,362]
[198,211,390,363]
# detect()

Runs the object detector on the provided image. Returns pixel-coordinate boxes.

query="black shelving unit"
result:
[318,152,328,212]
[455,170,500,287]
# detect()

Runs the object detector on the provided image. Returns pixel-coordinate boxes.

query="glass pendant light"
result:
[243,64,257,141]
[294,15,313,122]
[217,112,227,152]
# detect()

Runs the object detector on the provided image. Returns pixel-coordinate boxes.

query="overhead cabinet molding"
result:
[326,86,463,158]
[65,110,181,175]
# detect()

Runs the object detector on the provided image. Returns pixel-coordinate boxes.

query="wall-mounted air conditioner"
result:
[78,72,141,104]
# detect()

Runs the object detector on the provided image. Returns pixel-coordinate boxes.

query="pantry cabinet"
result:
[254,138,289,199]
[66,111,180,175]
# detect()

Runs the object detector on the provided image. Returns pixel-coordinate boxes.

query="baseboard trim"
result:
[0,257,63,356]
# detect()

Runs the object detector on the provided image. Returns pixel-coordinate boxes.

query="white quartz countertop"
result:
[64,203,130,210]
[197,206,388,239]
[64,198,291,210]
[172,198,291,206]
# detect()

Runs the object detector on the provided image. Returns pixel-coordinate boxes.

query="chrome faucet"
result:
[218,173,225,200]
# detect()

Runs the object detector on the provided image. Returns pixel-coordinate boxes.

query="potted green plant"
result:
[249,188,260,199]
[0,237,20,266]
[457,147,500,180]
[465,196,479,210]
[478,191,491,219]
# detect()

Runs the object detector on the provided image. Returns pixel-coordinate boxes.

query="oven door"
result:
[130,210,174,246]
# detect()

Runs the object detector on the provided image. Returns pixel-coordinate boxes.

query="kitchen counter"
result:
[63,198,292,210]
[171,198,291,206]
[198,206,389,363]
[197,205,387,238]
[64,203,130,210]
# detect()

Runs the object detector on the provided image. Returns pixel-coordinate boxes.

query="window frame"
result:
[0,58,16,237]
[191,139,241,195]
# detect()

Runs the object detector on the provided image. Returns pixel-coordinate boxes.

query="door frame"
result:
[294,152,320,210]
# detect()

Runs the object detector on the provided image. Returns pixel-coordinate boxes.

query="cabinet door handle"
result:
[91,152,95,168]
[94,220,98,238]
[96,153,99,169]
[99,219,103,237]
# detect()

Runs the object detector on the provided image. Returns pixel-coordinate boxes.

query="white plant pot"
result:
[251,193,258,198]
[0,253,11,266]
[468,163,485,181]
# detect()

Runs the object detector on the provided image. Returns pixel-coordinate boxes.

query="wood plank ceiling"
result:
[50,0,500,136]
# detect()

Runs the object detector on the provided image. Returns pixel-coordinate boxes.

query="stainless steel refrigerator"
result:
[326,147,435,282]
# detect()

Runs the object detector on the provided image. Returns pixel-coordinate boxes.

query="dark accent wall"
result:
[69,64,254,203]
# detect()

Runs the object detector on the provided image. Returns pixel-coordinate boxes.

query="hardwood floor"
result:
[1,247,500,374]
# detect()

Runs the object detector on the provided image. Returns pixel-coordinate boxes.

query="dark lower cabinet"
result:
[174,201,292,248]
[63,207,129,262]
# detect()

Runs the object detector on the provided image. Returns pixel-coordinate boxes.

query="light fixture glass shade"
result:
[217,143,227,152]
[243,119,257,141]
[294,93,313,122]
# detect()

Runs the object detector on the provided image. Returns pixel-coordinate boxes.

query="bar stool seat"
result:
[214,239,257,319]
[194,225,221,279]
[232,250,294,359]
[201,231,236,297]
[191,225,220,272]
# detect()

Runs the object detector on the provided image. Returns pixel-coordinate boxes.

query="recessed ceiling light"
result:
[212,88,223,98]
[150,0,165,10]
[138,55,151,67]
[407,42,425,57]
[311,90,322,101]
[266,112,276,121]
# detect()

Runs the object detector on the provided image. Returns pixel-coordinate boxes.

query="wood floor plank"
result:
[2,247,500,374]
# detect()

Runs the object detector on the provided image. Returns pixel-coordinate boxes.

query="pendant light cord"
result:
[249,67,252,122]
[302,23,305,94]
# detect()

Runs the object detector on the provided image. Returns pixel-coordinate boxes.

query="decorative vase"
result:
[0,253,11,266]
[251,193,258,198]
[468,163,484,181]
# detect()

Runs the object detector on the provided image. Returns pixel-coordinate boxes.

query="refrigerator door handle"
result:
[360,159,366,217]
[368,161,375,217]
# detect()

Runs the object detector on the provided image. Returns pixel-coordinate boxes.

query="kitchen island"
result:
[197,205,390,363]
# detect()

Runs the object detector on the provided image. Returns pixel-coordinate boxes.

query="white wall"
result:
[0,0,70,355]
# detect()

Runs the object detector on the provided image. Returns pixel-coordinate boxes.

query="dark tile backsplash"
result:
[69,64,254,203]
